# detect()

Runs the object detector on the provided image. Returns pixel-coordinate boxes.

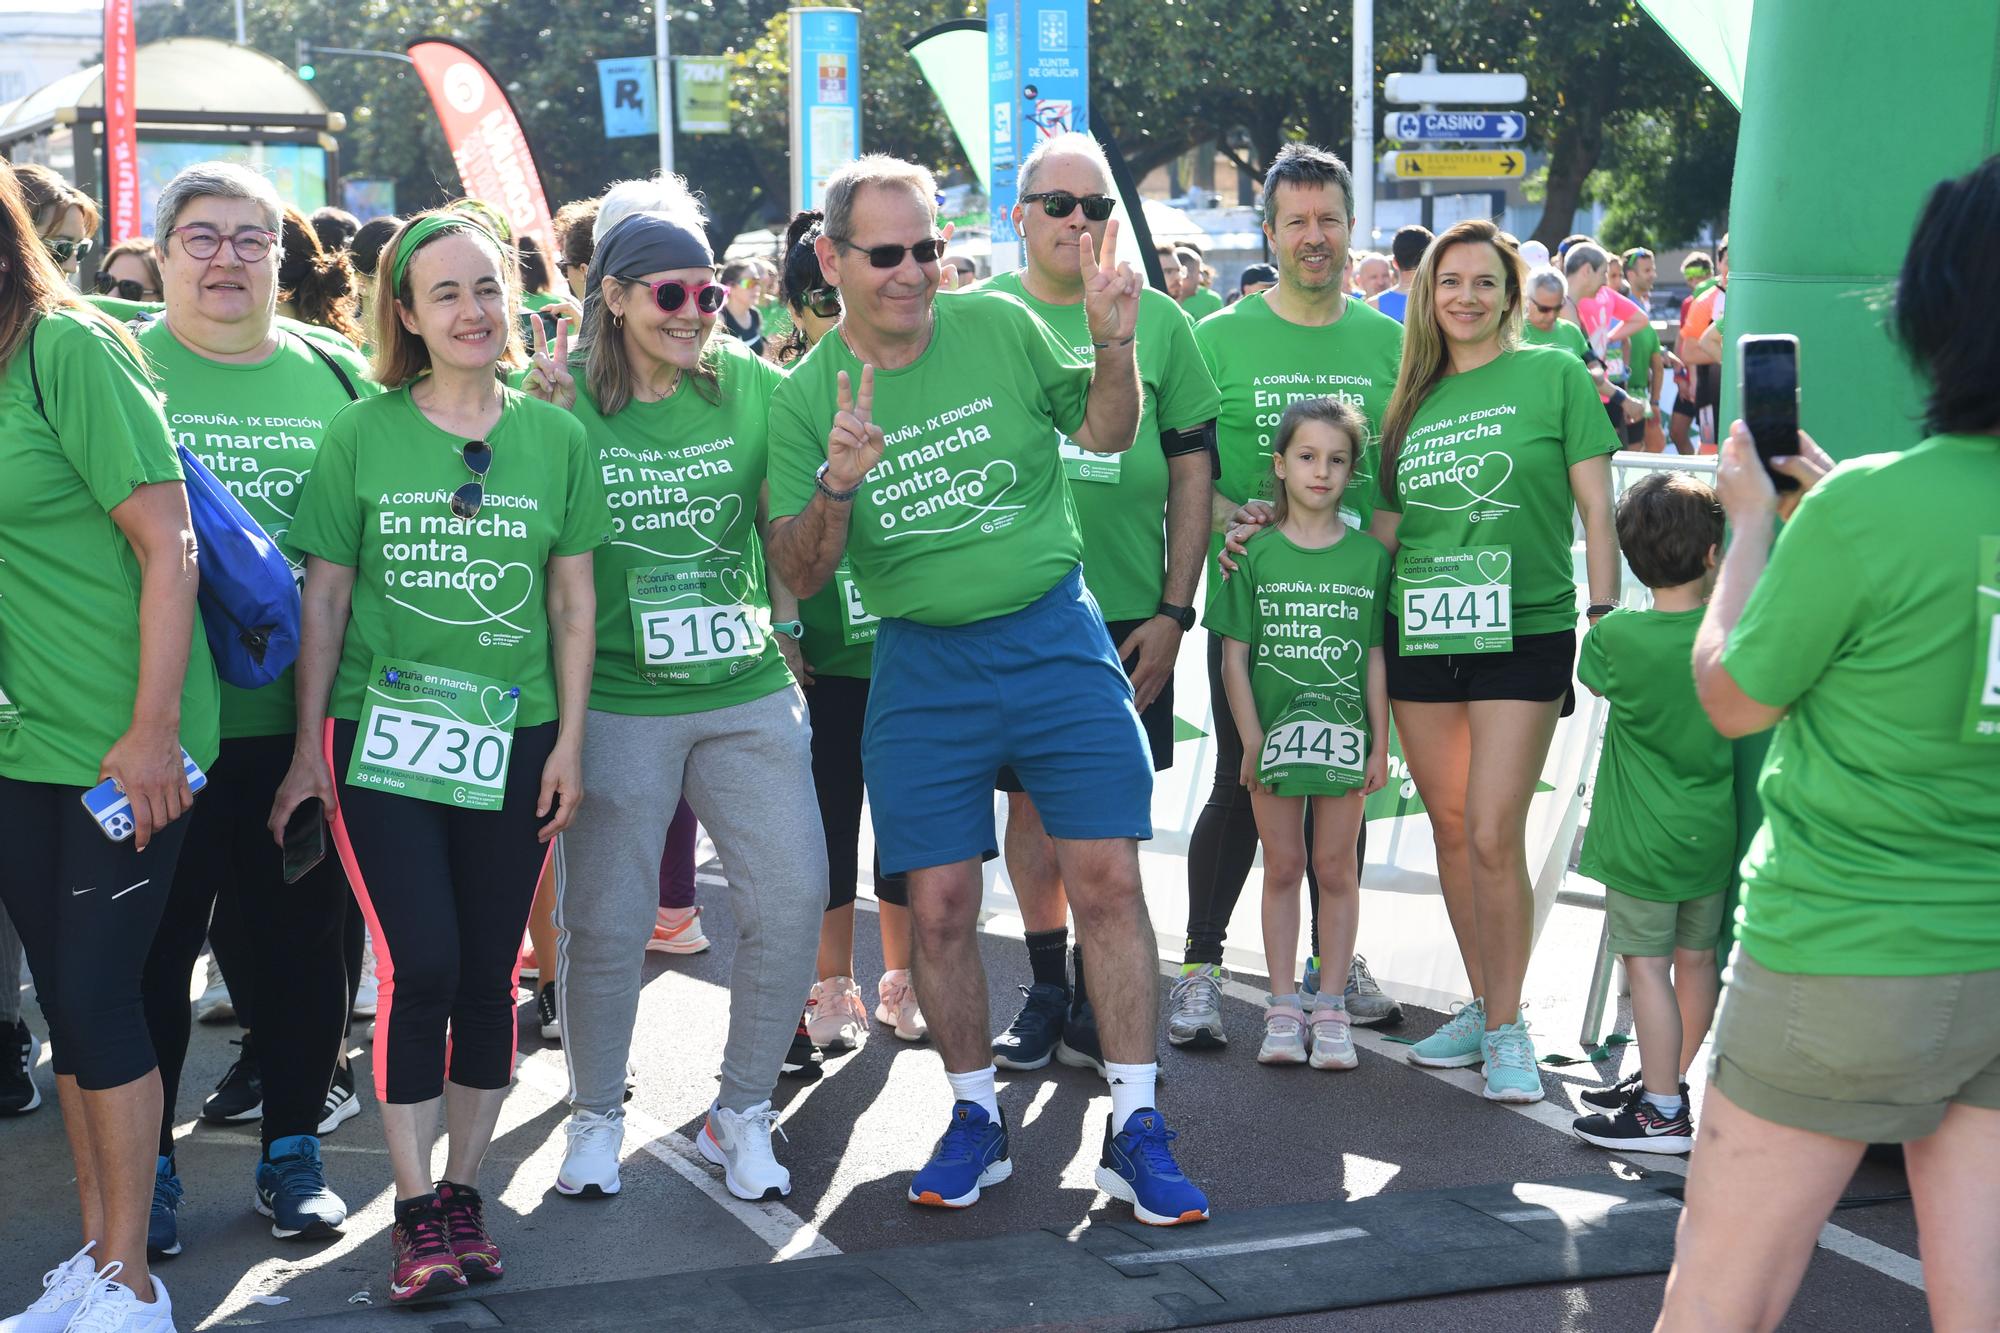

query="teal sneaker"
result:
[1406,997,1485,1068]
[1480,1021,1544,1103]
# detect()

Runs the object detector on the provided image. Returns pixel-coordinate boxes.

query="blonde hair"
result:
[369,212,524,390]
[1377,219,1526,503]
[1268,397,1368,527]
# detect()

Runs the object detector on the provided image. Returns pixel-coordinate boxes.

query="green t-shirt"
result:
[981,273,1221,621]
[1575,607,1734,902]
[1623,320,1660,394]
[521,291,565,313]
[576,340,795,715]
[0,311,221,785]
[1522,318,1588,360]
[1382,345,1619,637]
[1195,293,1403,601]
[137,319,378,739]
[1204,526,1389,795]
[1180,288,1224,322]
[768,289,1092,627]
[289,385,612,729]
[1722,435,2000,976]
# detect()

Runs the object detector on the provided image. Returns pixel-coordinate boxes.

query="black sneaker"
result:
[991,983,1069,1071]
[1579,1072,1689,1112]
[779,1019,824,1082]
[318,1061,360,1135]
[203,1035,264,1123]
[0,1019,40,1115]
[1573,1096,1695,1154]
[1054,997,1107,1079]
[537,984,561,1043]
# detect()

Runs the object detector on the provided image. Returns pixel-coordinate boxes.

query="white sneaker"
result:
[1308,1000,1359,1070]
[351,938,379,1018]
[555,1107,624,1198]
[194,960,235,1024]
[53,1265,173,1333]
[699,1101,791,1201]
[1257,1002,1309,1065]
[646,907,710,955]
[0,1243,96,1332]
[806,977,869,1051]
[875,970,927,1041]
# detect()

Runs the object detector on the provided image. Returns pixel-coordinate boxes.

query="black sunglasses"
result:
[837,237,946,270]
[451,440,494,520]
[1021,191,1115,222]
[43,236,93,265]
[1530,300,1563,315]
[802,286,841,318]
[94,273,155,302]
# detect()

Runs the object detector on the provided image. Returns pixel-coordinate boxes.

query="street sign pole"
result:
[1352,0,1373,246]
[656,0,674,175]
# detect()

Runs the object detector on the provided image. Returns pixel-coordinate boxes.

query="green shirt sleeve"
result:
[1721,475,1864,710]
[1007,298,1093,438]
[43,314,183,513]
[765,373,822,520]
[1559,352,1622,466]
[288,409,363,566]
[551,411,612,556]
[1202,539,1257,642]
[1577,616,1614,694]
[1152,301,1222,435]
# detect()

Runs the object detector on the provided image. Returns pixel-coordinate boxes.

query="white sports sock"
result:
[1106,1061,1158,1126]
[946,1066,1001,1121]
[1642,1090,1685,1118]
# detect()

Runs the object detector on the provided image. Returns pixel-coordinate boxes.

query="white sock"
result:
[1106,1061,1158,1126]
[1642,1090,1685,1118]
[946,1066,1001,1122]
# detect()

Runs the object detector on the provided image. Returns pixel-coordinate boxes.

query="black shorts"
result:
[1672,363,1721,418]
[1384,619,1577,717]
[998,615,1173,792]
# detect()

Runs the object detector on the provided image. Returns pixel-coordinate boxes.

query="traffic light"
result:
[295,37,314,81]
[299,62,316,81]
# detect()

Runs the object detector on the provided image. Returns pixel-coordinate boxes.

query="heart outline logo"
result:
[479,685,519,728]
[1474,550,1513,585]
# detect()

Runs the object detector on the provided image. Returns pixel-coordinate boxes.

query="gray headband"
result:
[586,211,714,301]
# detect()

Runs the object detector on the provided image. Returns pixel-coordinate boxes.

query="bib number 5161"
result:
[639,605,762,666]
[1261,721,1363,773]
[364,707,510,786]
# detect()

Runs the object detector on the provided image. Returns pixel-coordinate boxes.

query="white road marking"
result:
[1107,1226,1368,1267]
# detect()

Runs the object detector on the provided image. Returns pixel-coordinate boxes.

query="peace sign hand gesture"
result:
[1078,216,1142,346]
[525,315,577,410]
[826,365,885,493]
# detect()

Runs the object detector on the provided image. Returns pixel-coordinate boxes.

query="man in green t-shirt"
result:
[1176,144,1406,1047]
[1177,244,1223,321]
[1523,267,1589,360]
[766,154,1209,1226]
[975,133,1220,1079]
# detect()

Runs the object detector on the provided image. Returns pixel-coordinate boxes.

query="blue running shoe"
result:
[1054,998,1107,1079]
[908,1102,1010,1208]
[1301,955,1321,999]
[1480,1021,1545,1104]
[255,1134,348,1240]
[991,983,1068,1071]
[1096,1108,1209,1226]
[1407,997,1486,1068]
[148,1156,183,1260]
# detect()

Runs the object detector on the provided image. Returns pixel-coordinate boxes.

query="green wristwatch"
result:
[771,620,804,640]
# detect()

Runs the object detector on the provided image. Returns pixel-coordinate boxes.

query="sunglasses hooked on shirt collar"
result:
[451,440,494,521]
[1021,191,1116,222]
[836,237,947,270]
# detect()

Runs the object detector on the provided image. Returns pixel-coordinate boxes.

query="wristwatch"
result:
[771,620,804,640]
[1156,601,1196,631]
[814,460,859,503]
[1585,602,1618,618]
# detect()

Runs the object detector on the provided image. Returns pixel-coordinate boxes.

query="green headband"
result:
[390,213,500,294]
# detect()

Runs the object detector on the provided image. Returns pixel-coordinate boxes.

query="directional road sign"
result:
[1384,110,1525,143]
[1383,70,1527,105]
[1388,150,1525,179]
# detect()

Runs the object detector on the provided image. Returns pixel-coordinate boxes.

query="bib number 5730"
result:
[364,707,510,785]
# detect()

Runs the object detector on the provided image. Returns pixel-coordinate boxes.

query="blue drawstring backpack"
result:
[28,316,302,688]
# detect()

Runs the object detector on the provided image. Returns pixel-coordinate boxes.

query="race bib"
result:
[835,561,879,646]
[348,657,518,810]
[1258,693,1366,791]
[1060,437,1121,484]
[1963,536,2000,744]
[628,561,768,686]
[1606,351,1627,382]
[0,682,19,731]
[1398,546,1514,655]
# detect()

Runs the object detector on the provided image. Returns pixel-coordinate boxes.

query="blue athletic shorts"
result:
[863,565,1154,876]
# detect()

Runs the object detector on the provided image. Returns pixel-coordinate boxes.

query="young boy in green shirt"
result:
[1570,471,1734,1154]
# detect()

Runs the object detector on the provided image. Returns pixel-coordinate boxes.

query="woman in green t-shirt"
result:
[1664,156,2000,1333]
[271,211,608,1305]
[1372,219,1621,1103]
[522,200,829,1208]
[0,159,219,1332]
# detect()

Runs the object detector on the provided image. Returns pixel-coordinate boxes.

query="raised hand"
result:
[826,365,886,492]
[1078,216,1142,346]
[525,314,577,409]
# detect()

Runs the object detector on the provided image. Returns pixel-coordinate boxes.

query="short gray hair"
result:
[1018,131,1112,197]
[1563,242,1608,277]
[155,162,283,254]
[594,171,708,242]
[1528,266,1568,300]
[822,155,937,244]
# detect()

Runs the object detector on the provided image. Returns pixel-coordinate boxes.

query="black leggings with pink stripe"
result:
[327,718,555,1105]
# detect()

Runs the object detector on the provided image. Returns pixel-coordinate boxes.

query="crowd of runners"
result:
[0,133,1994,1333]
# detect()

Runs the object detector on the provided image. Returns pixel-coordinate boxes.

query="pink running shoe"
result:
[875,969,928,1041]
[389,1199,466,1304]
[435,1180,502,1282]
[647,907,711,955]
[807,977,870,1051]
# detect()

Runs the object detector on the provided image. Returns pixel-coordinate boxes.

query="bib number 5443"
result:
[1261,721,1364,773]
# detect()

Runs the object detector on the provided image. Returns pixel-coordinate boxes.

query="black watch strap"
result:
[1157,601,1196,631]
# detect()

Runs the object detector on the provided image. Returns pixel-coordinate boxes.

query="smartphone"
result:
[282,797,329,885]
[81,749,209,842]
[1738,334,1801,492]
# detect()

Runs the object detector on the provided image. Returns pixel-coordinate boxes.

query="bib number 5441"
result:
[1401,584,1511,636]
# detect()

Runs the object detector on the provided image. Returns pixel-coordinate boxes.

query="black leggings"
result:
[141,733,352,1153]
[807,673,908,911]
[1183,632,1365,969]
[330,718,555,1105]
[0,775,190,1090]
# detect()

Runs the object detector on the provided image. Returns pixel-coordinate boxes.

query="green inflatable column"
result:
[1720,2,2000,919]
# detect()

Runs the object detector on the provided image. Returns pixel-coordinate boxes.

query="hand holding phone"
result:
[1738,334,1801,492]
[82,749,207,844]
[282,797,329,884]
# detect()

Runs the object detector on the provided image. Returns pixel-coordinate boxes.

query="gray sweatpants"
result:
[0,904,21,1027]
[555,687,827,1114]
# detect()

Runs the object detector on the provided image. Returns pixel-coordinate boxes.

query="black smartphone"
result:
[282,798,328,885]
[1738,334,1801,492]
